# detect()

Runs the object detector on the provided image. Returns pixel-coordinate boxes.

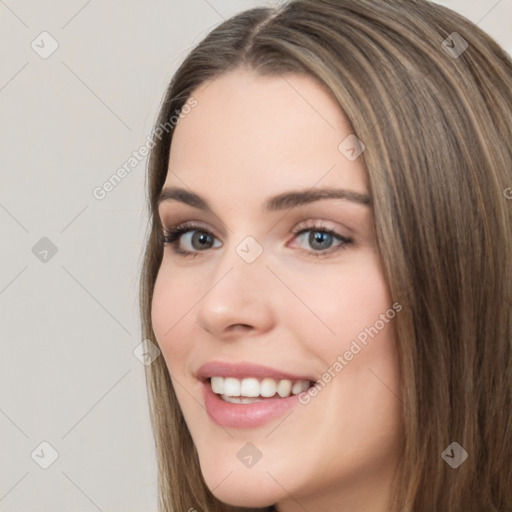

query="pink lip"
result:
[196,361,315,429]
[196,360,315,382]
[202,380,302,429]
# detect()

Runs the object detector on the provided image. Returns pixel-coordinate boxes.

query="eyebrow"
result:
[156,186,372,213]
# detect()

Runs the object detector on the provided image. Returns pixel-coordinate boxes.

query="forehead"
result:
[165,69,368,201]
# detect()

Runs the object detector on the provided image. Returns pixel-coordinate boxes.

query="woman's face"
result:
[152,68,403,511]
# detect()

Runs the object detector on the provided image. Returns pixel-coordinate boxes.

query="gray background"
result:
[1,1,510,511]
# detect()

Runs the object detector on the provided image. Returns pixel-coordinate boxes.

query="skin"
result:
[151,68,403,512]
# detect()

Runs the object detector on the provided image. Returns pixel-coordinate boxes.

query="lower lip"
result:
[202,380,302,429]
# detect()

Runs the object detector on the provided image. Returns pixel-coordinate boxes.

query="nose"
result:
[195,241,277,340]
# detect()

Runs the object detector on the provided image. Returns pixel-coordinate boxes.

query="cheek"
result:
[290,255,393,359]
[338,265,394,356]
[151,268,194,372]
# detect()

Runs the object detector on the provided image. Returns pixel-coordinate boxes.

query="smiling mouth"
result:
[209,376,314,403]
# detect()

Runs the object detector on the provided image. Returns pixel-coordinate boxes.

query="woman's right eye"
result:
[161,224,221,257]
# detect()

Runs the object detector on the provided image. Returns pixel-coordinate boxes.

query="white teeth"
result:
[221,395,263,404]
[209,376,311,399]
[240,378,260,397]
[223,377,241,397]
[277,379,292,397]
[260,378,277,397]
[210,376,224,394]
[292,380,310,394]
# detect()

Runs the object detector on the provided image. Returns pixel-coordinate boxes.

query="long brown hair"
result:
[139,1,512,510]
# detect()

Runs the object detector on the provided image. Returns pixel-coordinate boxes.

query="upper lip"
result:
[196,361,316,382]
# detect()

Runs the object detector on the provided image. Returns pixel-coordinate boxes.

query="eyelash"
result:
[159,220,354,259]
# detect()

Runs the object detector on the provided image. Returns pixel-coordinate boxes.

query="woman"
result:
[139,0,512,510]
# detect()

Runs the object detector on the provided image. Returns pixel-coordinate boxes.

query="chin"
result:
[200,463,280,508]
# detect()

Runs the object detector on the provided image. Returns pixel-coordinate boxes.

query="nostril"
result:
[228,324,253,332]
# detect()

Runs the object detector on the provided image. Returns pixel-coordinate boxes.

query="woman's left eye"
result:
[290,227,353,256]
[161,223,353,258]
